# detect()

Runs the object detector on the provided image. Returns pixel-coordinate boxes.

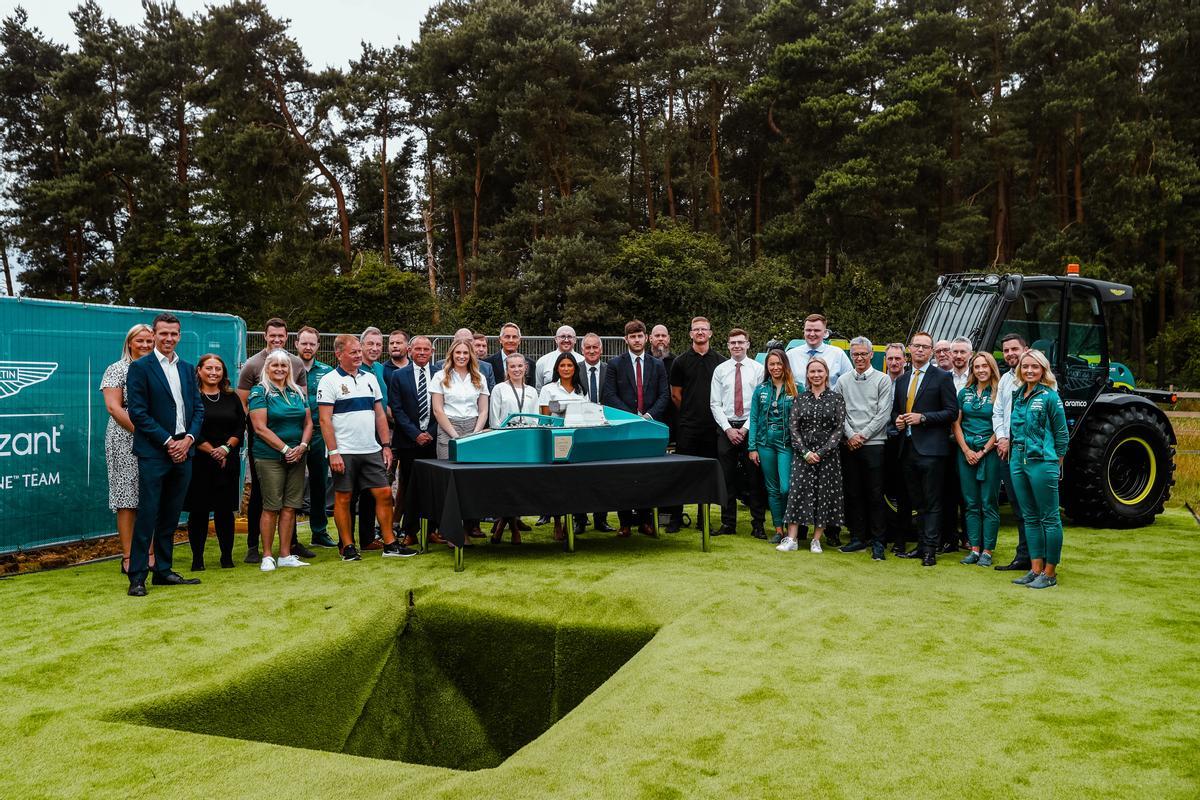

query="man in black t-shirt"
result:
[669,316,726,532]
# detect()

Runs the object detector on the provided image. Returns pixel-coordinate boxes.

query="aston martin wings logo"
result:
[0,361,59,400]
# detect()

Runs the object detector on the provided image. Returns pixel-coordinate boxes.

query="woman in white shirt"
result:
[488,356,540,545]
[430,338,490,460]
[537,351,587,417]
[537,352,587,540]
[489,354,540,428]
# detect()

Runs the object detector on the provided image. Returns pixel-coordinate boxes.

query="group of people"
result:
[102,310,1069,597]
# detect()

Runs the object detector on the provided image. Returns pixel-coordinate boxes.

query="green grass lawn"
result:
[2,510,1198,799]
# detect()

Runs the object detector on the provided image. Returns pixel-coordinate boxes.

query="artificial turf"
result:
[1,509,1197,799]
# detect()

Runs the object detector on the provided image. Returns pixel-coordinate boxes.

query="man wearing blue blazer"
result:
[125,312,205,595]
[388,335,439,544]
[602,320,670,536]
[888,330,959,567]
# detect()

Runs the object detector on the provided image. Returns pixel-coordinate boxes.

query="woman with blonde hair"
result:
[430,337,490,460]
[953,351,1001,567]
[1008,349,1069,589]
[779,357,846,553]
[248,349,313,571]
[100,323,156,574]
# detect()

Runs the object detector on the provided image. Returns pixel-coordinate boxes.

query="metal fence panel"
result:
[247,332,630,365]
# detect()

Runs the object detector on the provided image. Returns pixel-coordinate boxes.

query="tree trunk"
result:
[950,107,963,272]
[1073,112,1084,225]
[381,115,391,265]
[752,165,762,260]
[1056,132,1068,228]
[0,231,13,296]
[472,142,483,258]
[270,71,351,263]
[1175,243,1188,318]
[422,144,439,325]
[664,76,677,221]
[175,100,189,210]
[1156,236,1167,384]
[708,82,722,233]
[452,204,467,296]
[636,82,655,230]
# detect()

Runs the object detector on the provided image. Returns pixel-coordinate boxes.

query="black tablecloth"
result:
[404,455,726,545]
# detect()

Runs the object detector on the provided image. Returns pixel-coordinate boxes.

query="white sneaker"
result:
[810,539,823,553]
[277,555,310,568]
[260,555,276,572]
[776,538,798,552]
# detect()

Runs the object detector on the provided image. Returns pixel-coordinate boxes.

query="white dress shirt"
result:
[952,368,970,393]
[786,342,854,388]
[535,350,584,390]
[429,369,489,420]
[489,381,540,427]
[538,380,586,416]
[155,348,186,438]
[412,362,433,430]
[582,361,604,403]
[709,356,764,431]
[991,369,1020,440]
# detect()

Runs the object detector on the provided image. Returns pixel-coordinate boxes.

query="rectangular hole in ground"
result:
[111,603,658,771]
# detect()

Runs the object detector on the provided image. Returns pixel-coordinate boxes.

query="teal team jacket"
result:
[747,382,795,451]
[1009,384,1069,463]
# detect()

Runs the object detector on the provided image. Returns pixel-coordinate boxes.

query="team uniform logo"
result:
[0,361,59,400]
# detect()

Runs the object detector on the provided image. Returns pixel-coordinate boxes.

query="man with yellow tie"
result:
[889,331,959,566]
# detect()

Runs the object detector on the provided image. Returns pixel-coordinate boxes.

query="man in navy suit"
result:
[125,312,205,595]
[483,322,536,385]
[602,320,670,537]
[889,330,959,566]
[388,335,438,544]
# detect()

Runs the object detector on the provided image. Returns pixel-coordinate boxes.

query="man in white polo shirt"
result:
[535,325,584,389]
[317,334,416,561]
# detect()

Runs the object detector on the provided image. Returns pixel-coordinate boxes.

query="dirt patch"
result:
[0,517,257,577]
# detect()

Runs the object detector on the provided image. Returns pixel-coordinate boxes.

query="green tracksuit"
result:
[1008,384,1070,563]
[747,382,794,529]
[956,385,1000,551]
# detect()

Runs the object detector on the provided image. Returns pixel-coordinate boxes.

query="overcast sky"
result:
[6,0,438,68]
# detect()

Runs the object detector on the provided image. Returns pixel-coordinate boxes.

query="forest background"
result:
[1,0,1197,386]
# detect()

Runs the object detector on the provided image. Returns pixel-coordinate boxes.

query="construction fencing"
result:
[246,332,631,366]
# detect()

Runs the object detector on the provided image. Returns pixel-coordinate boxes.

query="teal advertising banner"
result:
[0,297,246,553]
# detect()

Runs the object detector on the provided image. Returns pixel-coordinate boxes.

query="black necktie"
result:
[589,366,598,402]
[416,367,429,427]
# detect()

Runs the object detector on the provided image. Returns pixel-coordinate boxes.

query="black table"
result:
[403,455,727,570]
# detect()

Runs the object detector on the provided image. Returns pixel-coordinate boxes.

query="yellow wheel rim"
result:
[1107,437,1156,506]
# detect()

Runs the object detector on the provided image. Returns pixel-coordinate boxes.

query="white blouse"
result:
[488,381,541,427]
[429,368,489,420]
[538,380,587,417]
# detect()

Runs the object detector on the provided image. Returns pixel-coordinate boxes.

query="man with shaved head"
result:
[535,325,584,390]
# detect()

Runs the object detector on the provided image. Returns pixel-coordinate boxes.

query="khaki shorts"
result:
[256,458,306,511]
[332,450,390,494]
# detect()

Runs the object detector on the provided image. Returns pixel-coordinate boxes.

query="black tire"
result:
[1062,403,1175,528]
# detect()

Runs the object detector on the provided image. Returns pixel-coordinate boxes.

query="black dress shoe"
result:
[190,561,206,572]
[535,515,551,526]
[750,525,768,540]
[713,525,737,536]
[890,544,906,555]
[593,521,616,533]
[516,520,532,531]
[151,571,201,586]
[995,559,1032,572]
[128,582,147,597]
[220,557,235,569]
[311,531,339,548]
[898,547,923,559]
[839,540,869,553]
[921,552,937,567]
[293,542,317,559]
[939,541,959,554]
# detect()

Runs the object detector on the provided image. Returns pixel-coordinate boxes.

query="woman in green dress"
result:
[953,352,1002,566]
